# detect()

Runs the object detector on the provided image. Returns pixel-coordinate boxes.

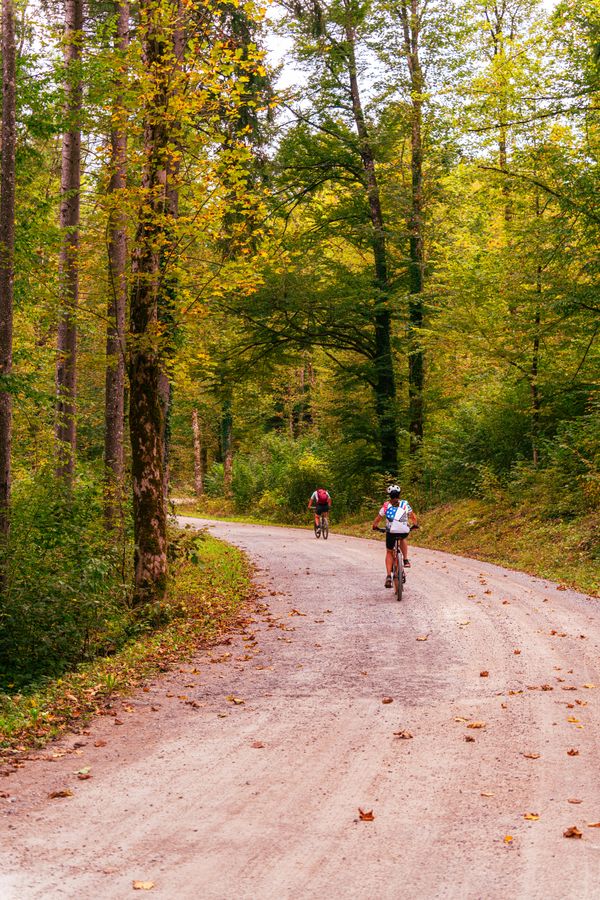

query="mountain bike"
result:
[375,525,418,601]
[312,510,329,539]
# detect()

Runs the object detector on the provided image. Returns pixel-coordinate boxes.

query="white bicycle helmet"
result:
[387,484,401,495]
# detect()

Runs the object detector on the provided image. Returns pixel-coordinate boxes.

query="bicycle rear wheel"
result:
[395,551,404,601]
[321,516,329,539]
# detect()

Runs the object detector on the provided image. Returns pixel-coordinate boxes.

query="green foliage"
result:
[0,476,130,690]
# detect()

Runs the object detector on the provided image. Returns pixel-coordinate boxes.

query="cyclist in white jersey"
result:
[372,484,418,588]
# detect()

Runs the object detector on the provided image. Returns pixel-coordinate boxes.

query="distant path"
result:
[2,518,600,899]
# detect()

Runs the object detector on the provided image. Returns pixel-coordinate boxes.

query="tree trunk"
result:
[344,20,397,474]
[531,294,541,467]
[104,0,129,528]
[400,1,425,454]
[192,409,204,497]
[0,0,16,542]
[157,0,183,506]
[55,0,83,485]
[128,0,180,604]
[221,394,233,498]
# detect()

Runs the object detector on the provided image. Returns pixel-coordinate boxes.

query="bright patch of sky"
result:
[266,0,561,91]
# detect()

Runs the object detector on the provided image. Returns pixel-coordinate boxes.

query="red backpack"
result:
[316,489,329,504]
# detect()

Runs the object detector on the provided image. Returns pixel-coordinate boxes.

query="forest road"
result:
[2,519,600,900]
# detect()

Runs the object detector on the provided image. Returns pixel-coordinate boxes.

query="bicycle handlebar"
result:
[373,524,419,533]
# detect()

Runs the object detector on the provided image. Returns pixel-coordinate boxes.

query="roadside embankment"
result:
[0,531,253,756]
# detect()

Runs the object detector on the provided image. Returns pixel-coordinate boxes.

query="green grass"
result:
[410,500,599,596]
[0,533,253,756]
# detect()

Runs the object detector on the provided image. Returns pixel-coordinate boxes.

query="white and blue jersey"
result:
[379,500,412,535]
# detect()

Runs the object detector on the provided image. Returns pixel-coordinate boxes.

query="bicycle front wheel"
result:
[314,521,321,538]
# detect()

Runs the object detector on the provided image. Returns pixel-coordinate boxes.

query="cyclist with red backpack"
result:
[308,488,331,530]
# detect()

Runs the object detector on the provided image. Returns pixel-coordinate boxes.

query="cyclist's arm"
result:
[372,513,383,530]
[409,510,418,526]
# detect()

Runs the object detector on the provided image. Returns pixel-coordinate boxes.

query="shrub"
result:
[0,474,130,690]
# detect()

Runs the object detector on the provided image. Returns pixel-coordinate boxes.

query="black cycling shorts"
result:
[315,503,330,515]
[386,531,409,550]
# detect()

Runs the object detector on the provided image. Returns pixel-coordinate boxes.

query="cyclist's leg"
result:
[399,536,410,566]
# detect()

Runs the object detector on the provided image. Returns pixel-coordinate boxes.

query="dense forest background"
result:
[0,0,598,689]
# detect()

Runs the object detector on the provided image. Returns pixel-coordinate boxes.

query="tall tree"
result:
[55,0,83,484]
[343,8,397,473]
[0,0,16,538]
[104,0,129,527]
[398,0,425,453]
[128,0,178,603]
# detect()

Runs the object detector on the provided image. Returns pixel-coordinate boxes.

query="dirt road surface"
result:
[2,519,600,899]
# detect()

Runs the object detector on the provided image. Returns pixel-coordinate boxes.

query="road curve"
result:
[2,519,600,899]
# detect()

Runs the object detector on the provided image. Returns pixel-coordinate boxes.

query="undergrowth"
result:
[0,529,252,756]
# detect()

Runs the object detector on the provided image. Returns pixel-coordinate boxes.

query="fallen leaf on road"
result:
[562,686,577,691]
[48,789,73,799]
[226,696,245,705]
[524,813,540,821]
[587,823,600,828]
[465,735,476,742]
[480,671,489,677]
[583,684,596,689]
[563,826,583,838]
[556,585,568,591]
[568,799,582,804]
[393,730,413,739]
[481,791,495,797]
[251,741,265,749]
[483,590,492,595]
[73,767,91,776]
[502,600,510,605]
[78,773,92,780]
[114,719,123,726]
[382,697,394,704]
[454,717,469,722]
[576,700,587,706]
[459,620,470,626]
[289,609,306,617]
[132,881,155,890]
[513,649,521,655]
[508,690,523,695]
[567,749,579,756]
[567,716,580,723]
[416,635,428,642]
[358,808,375,821]
[94,740,107,748]
[522,753,541,759]
[467,722,486,729]
[504,835,513,843]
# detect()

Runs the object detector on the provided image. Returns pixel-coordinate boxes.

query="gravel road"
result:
[2,519,600,899]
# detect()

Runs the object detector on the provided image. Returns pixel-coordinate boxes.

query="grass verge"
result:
[411,500,599,597]
[0,531,252,758]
